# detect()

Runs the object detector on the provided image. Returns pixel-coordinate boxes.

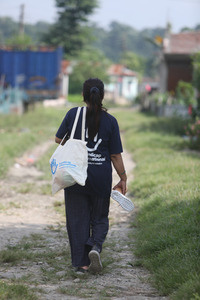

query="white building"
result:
[105,64,138,103]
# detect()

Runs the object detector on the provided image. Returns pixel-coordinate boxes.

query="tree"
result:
[192,52,200,110]
[90,22,165,78]
[6,34,32,49]
[0,17,18,43]
[69,47,110,94]
[120,51,146,75]
[100,22,139,62]
[176,81,195,106]
[25,22,50,44]
[42,0,99,55]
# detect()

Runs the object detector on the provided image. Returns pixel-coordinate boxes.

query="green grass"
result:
[0,282,38,300]
[0,103,69,178]
[113,110,200,299]
[68,93,83,103]
[53,200,65,216]
[0,232,71,299]
[36,144,57,180]
[0,234,46,265]
[0,233,70,271]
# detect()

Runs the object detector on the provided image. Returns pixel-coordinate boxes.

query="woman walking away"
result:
[55,78,127,274]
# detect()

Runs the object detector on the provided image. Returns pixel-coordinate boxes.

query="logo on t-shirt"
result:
[86,131,106,165]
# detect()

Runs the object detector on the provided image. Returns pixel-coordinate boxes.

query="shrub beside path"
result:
[0,140,168,299]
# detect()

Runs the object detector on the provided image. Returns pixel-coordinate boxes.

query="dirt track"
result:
[0,140,167,299]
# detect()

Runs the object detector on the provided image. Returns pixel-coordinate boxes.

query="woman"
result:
[55,78,127,274]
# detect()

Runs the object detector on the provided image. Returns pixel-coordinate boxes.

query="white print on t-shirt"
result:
[86,130,102,152]
[88,153,106,165]
[87,138,102,152]
[86,130,105,165]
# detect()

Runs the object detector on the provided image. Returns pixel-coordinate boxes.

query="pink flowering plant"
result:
[185,118,200,149]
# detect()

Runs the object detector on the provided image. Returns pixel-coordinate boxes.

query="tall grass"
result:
[0,104,69,178]
[114,110,200,299]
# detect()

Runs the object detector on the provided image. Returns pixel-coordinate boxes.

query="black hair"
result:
[83,78,106,140]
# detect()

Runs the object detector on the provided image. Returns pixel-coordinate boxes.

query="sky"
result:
[0,0,200,33]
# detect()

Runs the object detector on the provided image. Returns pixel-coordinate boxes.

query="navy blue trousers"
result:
[64,189,110,267]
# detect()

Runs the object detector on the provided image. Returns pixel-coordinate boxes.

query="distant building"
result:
[139,77,159,94]
[61,60,75,98]
[159,31,200,93]
[105,64,138,103]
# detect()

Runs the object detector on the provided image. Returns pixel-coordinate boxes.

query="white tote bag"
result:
[49,107,88,194]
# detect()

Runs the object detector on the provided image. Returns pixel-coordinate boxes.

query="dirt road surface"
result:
[0,140,167,299]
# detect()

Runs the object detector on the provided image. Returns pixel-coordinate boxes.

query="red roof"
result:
[108,64,137,77]
[163,31,200,54]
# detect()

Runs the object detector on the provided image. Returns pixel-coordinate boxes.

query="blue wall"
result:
[0,47,63,90]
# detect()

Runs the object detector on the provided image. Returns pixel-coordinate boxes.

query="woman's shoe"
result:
[74,267,88,273]
[88,249,102,274]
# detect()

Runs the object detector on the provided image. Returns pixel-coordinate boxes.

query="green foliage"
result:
[180,24,200,32]
[192,52,200,93]
[114,110,200,299]
[25,22,50,44]
[191,52,200,112]
[91,23,165,76]
[68,48,110,94]
[0,17,18,44]
[176,80,195,106]
[144,55,160,78]
[6,34,32,49]
[120,51,146,75]
[92,22,165,62]
[42,0,98,55]
[0,17,50,45]
[67,94,83,103]
[180,27,193,32]
[185,118,200,150]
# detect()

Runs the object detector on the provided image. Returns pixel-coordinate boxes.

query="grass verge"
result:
[0,103,68,178]
[114,109,200,299]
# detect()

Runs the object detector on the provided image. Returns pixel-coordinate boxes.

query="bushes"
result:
[185,118,200,150]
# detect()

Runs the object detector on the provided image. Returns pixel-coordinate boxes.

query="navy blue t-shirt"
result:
[56,107,123,199]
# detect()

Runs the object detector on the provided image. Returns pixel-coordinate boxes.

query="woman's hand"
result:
[113,180,127,195]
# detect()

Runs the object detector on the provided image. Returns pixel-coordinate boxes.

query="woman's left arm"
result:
[55,136,69,145]
[110,153,127,195]
[55,136,62,144]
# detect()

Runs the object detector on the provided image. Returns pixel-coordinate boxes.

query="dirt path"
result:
[0,140,167,299]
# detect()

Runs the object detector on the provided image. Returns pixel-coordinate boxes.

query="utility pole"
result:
[19,4,25,35]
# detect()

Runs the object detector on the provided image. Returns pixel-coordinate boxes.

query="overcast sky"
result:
[0,0,200,33]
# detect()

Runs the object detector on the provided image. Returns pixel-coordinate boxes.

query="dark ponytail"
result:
[83,78,106,140]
